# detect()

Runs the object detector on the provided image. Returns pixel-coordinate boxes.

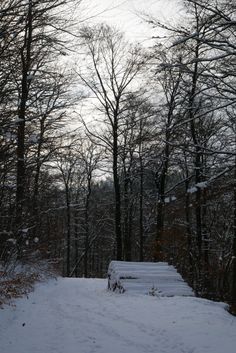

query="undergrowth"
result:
[0,272,40,306]
[0,260,58,307]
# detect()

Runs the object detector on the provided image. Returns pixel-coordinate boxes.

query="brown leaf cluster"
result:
[0,273,40,306]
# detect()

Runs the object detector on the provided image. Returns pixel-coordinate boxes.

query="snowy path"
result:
[0,278,236,353]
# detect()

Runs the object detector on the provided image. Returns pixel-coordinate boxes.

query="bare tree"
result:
[0,0,79,263]
[78,24,145,260]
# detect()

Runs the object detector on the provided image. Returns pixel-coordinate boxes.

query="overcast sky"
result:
[72,0,183,130]
[83,0,182,44]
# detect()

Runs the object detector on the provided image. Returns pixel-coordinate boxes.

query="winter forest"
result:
[1,0,236,314]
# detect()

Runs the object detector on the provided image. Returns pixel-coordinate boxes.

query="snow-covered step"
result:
[108,261,194,297]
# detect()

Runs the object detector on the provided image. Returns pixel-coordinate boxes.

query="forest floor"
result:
[0,277,236,353]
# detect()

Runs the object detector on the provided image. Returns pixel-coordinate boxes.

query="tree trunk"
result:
[84,174,92,277]
[15,1,33,260]
[123,172,132,261]
[185,175,194,280]
[155,142,169,261]
[231,154,236,313]
[188,40,203,284]
[113,122,122,260]
[139,156,144,262]
[65,185,71,276]
[16,0,33,245]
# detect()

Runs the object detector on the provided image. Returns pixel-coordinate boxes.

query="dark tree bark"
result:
[16,0,33,242]
[113,120,123,260]
[84,173,92,277]
[139,154,144,262]
[231,154,236,313]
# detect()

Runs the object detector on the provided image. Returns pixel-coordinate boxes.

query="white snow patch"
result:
[27,74,34,81]
[164,196,177,203]
[6,238,17,245]
[28,134,38,143]
[196,181,208,189]
[187,186,198,193]
[0,278,235,353]
[187,183,207,193]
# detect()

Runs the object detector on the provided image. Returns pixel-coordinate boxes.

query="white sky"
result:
[71,0,183,134]
[83,0,182,44]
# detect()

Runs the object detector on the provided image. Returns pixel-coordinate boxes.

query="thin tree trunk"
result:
[66,185,71,276]
[155,143,169,261]
[231,153,236,313]
[74,209,79,278]
[139,159,144,261]
[123,172,131,261]
[84,174,92,277]
[16,1,33,246]
[113,122,122,260]
[188,38,203,283]
[185,175,194,279]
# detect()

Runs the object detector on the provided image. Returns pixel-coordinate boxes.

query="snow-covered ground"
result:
[0,278,236,353]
